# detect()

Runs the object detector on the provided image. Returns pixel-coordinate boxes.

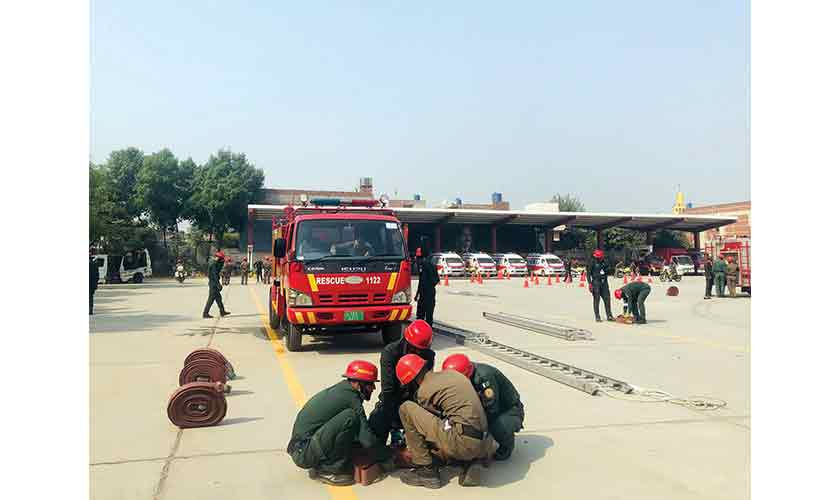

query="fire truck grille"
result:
[373,293,387,303]
[338,293,370,304]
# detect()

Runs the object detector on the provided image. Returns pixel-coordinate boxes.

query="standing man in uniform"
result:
[254,257,264,284]
[396,354,497,488]
[240,257,249,285]
[414,245,440,326]
[287,360,393,486]
[442,354,524,461]
[203,251,230,319]
[368,320,436,445]
[703,253,714,299]
[221,257,232,286]
[712,254,727,297]
[263,256,272,283]
[726,256,740,297]
[616,281,651,324]
[587,249,614,322]
[563,255,573,283]
[89,248,99,315]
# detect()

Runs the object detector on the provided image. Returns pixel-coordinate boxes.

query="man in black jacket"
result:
[703,253,714,299]
[202,251,230,319]
[586,249,614,322]
[414,250,440,326]
[367,320,436,444]
[89,248,99,315]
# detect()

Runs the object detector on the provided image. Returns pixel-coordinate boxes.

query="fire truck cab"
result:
[268,198,413,351]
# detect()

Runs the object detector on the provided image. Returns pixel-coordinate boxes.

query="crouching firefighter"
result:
[287,360,392,486]
[442,353,524,461]
[616,281,651,324]
[368,319,436,446]
[396,354,497,489]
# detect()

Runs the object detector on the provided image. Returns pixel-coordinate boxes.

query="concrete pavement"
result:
[90,274,749,500]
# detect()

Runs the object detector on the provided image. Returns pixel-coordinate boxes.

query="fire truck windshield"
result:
[295,219,406,260]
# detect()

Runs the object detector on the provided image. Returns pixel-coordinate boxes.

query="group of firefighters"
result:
[287,319,524,489]
[704,253,741,299]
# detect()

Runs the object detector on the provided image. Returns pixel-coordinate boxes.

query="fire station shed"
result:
[244,204,736,256]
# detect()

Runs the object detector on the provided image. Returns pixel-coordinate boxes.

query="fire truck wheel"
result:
[382,322,403,345]
[268,293,281,329]
[285,323,302,352]
[132,273,144,284]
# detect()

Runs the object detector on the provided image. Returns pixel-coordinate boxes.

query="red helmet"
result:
[415,248,422,257]
[614,289,623,300]
[215,250,225,259]
[404,320,433,349]
[593,249,604,259]
[343,360,379,382]
[396,354,426,385]
[442,353,474,378]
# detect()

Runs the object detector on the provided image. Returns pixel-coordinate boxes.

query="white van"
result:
[94,249,153,284]
[491,253,528,276]
[462,252,498,276]
[430,252,466,277]
[526,253,566,276]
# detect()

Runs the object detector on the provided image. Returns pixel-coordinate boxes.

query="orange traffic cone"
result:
[478,273,483,285]
[497,269,503,280]
[534,275,540,286]
[470,274,475,284]
[506,270,511,280]
[579,271,586,287]
[547,275,552,286]
[647,276,653,284]
[523,278,529,288]
[623,274,628,285]
[636,275,643,283]
[444,274,449,287]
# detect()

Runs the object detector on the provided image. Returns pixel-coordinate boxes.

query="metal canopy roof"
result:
[247,204,736,233]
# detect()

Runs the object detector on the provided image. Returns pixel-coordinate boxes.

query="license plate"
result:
[344,311,364,321]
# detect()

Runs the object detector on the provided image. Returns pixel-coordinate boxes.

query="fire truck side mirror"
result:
[273,239,286,259]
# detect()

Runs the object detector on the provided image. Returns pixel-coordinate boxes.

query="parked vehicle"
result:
[669,255,695,276]
[526,253,566,276]
[175,263,186,283]
[491,253,528,277]
[653,248,699,275]
[638,254,664,276]
[659,266,683,282]
[705,237,751,295]
[462,252,498,276]
[269,198,413,351]
[94,249,153,284]
[431,252,466,277]
[613,262,632,278]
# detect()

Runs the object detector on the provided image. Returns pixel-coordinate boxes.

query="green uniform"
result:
[725,261,739,297]
[470,363,524,460]
[712,259,727,297]
[620,281,651,322]
[202,259,227,316]
[287,380,388,474]
[399,370,496,466]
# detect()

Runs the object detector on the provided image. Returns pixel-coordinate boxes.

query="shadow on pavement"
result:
[482,433,554,488]
[298,332,386,354]
[227,390,255,397]
[217,416,264,427]
[90,313,194,334]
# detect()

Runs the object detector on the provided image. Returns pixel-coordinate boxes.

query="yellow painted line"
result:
[247,287,358,500]
[307,274,319,292]
[294,312,304,324]
[399,309,409,321]
[388,309,399,321]
[306,312,316,324]
[386,272,397,291]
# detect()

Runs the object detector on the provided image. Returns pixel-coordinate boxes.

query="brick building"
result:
[684,201,751,247]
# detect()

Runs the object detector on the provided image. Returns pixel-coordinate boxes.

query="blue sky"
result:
[91,1,749,212]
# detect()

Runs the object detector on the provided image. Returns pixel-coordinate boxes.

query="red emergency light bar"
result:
[307,198,384,208]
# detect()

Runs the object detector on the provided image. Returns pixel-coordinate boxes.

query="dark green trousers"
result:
[489,404,525,460]
[290,409,360,474]
[714,273,726,297]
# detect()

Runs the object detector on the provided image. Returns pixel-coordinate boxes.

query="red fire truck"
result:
[267,198,413,351]
[705,237,751,295]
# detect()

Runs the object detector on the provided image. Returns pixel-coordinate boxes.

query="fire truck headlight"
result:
[288,288,313,306]
[391,287,411,304]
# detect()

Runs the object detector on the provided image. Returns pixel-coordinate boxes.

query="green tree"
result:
[186,149,264,249]
[103,147,145,220]
[135,149,194,247]
[89,162,114,246]
[552,193,586,212]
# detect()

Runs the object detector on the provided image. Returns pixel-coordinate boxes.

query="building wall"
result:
[684,201,750,247]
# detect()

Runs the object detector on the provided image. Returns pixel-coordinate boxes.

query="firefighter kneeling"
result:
[442,353,524,461]
[396,354,497,489]
[287,360,393,486]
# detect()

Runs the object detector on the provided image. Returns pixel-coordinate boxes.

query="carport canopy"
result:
[247,204,736,233]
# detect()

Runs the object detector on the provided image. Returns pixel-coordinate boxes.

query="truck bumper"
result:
[287,304,413,326]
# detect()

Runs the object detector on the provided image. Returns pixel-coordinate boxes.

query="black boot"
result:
[401,464,442,489]
[312,469,354,486]
[220,311,231,317]
[202,313,213,319]
[595,316,602,323]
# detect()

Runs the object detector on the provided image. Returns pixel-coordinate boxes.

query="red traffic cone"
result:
[547,275,552,286]
[497,269,503,280]
[647,276,653,284]
[478,273,484,285]
[444,274,449,287]
[523,278,529,288]
[470,274,475,284]
[623,274,628,284]
[579,271,586,287]
[534,275,540,286]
